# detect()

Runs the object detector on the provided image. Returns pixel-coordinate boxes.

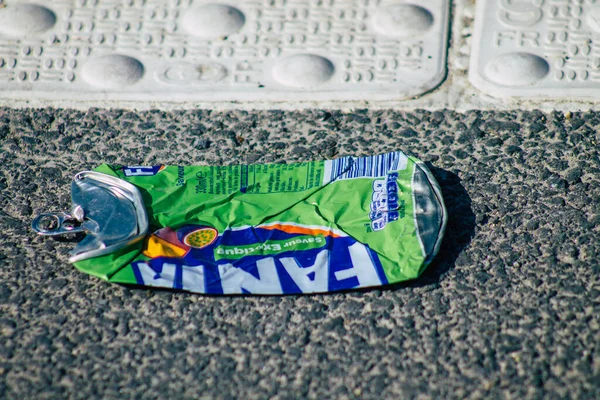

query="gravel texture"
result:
[0,108,599,399]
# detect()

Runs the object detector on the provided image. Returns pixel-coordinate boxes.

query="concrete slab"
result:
[470,0,600,99]
[0,0,450,103]
[0,0,598,111]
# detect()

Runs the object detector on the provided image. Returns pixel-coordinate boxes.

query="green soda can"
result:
[32,152,447,295]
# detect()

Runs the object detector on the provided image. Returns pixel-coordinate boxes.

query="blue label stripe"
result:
[131,261,144,285]
[130,235,388,295]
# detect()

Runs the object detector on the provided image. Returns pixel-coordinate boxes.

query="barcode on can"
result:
[323,152,409,183]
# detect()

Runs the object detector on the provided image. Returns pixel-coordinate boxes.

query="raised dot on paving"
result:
[470,1,600,98]
[272,54,335,88]
[0,4,57,37]
[81,55,144,89]
[371,4,434,38]
[181,4,245,39]
[484,52,549,87]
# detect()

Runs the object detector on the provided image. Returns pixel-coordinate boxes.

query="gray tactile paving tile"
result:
[470,0,600,99]
[0,0,450,102]
[1,108,599,398]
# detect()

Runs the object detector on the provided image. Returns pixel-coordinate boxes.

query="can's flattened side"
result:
[61,152,447,294]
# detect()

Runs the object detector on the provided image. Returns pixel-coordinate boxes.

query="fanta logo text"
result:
[131,241,385,295]
[370,172,401,231]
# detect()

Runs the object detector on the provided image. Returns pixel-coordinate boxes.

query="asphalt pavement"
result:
[0,107,599,399]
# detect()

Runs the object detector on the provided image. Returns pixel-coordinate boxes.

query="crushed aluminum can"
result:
[32,151,447,295]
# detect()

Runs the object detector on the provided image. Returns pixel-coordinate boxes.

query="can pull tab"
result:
[32,204,88,236]
[31,212,85,236]
[31,171,149,263]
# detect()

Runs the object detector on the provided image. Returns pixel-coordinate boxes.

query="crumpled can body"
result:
[33,152,447,295]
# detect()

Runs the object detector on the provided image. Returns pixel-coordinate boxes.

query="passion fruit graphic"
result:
[182,226,218,249]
